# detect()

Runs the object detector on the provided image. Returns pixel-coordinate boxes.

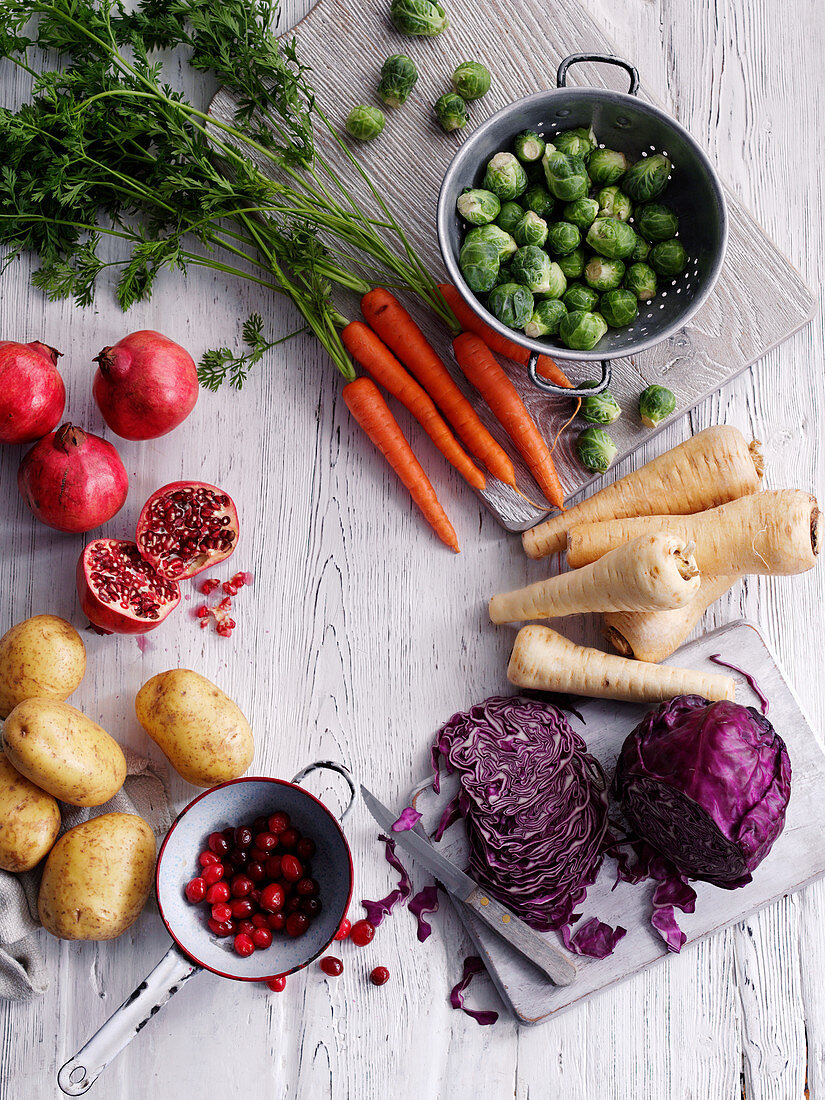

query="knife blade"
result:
[360,785,576,987]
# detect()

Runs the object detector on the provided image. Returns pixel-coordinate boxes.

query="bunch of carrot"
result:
[339,285,572,551]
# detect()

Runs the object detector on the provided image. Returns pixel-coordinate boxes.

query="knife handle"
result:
[464,887,576,987]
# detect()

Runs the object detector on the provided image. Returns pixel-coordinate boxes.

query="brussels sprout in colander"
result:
[488,282,534,330]
[513,130,546,163]
[597,186,632,222]
[624,262,658,300]
[584,255,625,292]
[541,148,589,202]
[465,223,518,262]
[524,298,568,338]
[650,239,688,276]
[456,188,500,226]
[600,288,639,328]
[586,148,629,186]
[564,197,600,232]
[523,184,555,220]
[562,282,600,313]
[513,211,549,248]
[495,201,526,236]
[546,221,581,256]
[636,202,679,242]
[459,238,499,292]
[622,154,672,202]
[557,246,587,280]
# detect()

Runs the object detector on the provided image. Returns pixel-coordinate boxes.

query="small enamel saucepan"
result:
[57,762,356,1096]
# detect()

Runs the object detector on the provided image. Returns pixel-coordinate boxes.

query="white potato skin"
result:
[0,752,61,872]
[0,615,86,719]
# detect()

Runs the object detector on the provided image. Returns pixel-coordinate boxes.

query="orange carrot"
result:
[343,378,459,552]
[452,332,566,510]
[360,288,517,487]
[341,321,485,492]
[438,284,572,389]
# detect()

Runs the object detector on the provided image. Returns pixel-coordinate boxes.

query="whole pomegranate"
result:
[77,539,181,634]
[93,330,199,440]
[0,341,65,445]
[17,424,129,533]
[136,481,238,579]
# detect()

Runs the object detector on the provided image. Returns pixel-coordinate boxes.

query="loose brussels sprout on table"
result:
[624,262,657,300]
[457,188,501,225]
[622,154,672,202]
[597,186,632,222]
[564,197,599,231]
[584,255,625,291]
[465,223,517,262]
[378,55,419,108]
[576,425,618,472]
[345,105,385,141]
[435,93,468,133]
[541,147,589,202]
[600,288,639,328]
[650,238,688,276]
[562,282,599,312]
[514,130,547,163]
[514,211,549,248]
[578,381,622,425]
[546,220,581,256]
[636,202,679,242]
[586,216,637,259]
[524,298,568,338]
[557,246,587,280]
[639,384,677,428]
[390,0,449,36]
[523,184,555,220]
[483,152,529,201]
[459,238,499,292]
[452,62,492,101]
[586,148,629,186]
[496,201,526,235]
[510,245,555,295]
[488,282,534,329]
[553,127,596,159]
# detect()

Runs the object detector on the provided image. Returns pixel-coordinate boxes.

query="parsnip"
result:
[603,574,740,664]
[522,426,763,560]
[507,624,735,703]
[567,490,821,575]
[490,533,700,623]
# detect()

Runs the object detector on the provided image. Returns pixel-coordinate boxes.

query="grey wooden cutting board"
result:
[408,620,825,1024]
[212,0,815,530]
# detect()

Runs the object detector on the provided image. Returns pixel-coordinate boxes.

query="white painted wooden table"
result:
[0,0,823,1096]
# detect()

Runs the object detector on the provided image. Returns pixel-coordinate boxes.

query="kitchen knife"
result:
[360,785,576,987]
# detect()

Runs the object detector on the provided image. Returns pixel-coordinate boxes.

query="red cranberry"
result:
[295,877,318,897]
[254,832,277,853]
[266,975,286,992]
[236,919,255,936]
[280,855,303,882]
[198,850,220,868]
[285,912,309,937]
[208,918,235,937]
[211,903,232,923]
[226,848,247,869]
[222,826,236,842]
[301,897,322,917]
[251,913,269,929]
[184,877,206,903]
[278,828,299,851]
[264,855,282,879]
[252,816,269,835]
[267,912,286,932]
[234,933,255,957]
[252,927,272,949]
[205,882,230,904]
[319,956,343,977]
[247,861,265,883]
[208,831,230,855]
[229,897,254,919]
[350,920,375,947]
[370,966,390,986]
[248,846,267,862]
[230,875,253,898]
[234,826,252,849]
[286,896,303,914]
[334,918,351,941]
[296,837,316,860]
[201,863,225,885]
[261,883,285,913]
[267,811,290,834]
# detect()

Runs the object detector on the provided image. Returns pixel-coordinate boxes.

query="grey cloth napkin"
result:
[0,748,172,1002]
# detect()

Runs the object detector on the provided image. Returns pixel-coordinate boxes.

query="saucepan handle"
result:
[556,53,640,96]
[527,355,612,396]
[292,760,357,821]
[57,944,200,1095]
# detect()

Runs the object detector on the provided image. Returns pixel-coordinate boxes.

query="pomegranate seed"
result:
[234,826,252,849]
[199,617,210,629]
[184,877,206,903]
[370,966,390,986]
[234,933,255,958]
[236,919,255,936]
[301,897,322,917]
[264,855,282,879]
[247,862,265,883]
[267,812,290,834]
[285,912,309,937]
[286,896,302,914]
[208,918,235,937]
[205,882,230,904]
[195,604,210,618]
[334,918,351,941]
[198,850,220,868]
[280,855,303,882]
[267,912,286,932]
[266,975,286,992]
[261,883,285,913]
[229,897,254,919]
[248,846,267,862]
[211,903,232,923]
[251,913,269,929]
[231,571,252,588]
[230,875,253,898]
[319,957,343,977]
[350,920,376,947]
[295,877,318,897]
[216,621,234,637]
[252,927,272,949]
[200,578,220,595]
[222,581,238,596]
[254,832,277,853]
[279,828,299,851]
[201,863,225,885]
[218,596,232,612]
[296,837,316,860]
[208,832,230,855]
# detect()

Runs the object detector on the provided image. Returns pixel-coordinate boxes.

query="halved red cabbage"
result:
[449,956,498,1026]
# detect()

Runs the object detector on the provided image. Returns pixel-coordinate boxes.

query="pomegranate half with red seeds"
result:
[0,340,65,445]
[77,538,181,634]
[136,481,238,580]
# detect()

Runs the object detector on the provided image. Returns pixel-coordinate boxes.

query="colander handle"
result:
[292,760,357,821]
[557,53,640,96]
[527,355,612,396]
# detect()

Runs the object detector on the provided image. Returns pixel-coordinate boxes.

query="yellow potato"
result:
[2,698,126,807]
[0,615,86,719]
[0,753,61,872]
[135,669,253,787]
[38,813,155,940]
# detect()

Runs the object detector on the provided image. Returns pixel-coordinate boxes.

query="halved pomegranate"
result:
[77,539,181,635]
[135,481,238,580]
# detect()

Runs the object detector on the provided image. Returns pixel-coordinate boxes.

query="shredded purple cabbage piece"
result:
[449,956,498,1026]
[408,884,440,942]
[392,807,422,832]
[361,834,412,927]
[650,877,697,953]
[561,917,627,959]
[708,654,770,715]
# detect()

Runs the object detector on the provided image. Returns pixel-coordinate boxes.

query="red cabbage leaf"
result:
[449,956,498,1026]
[361,834,412,926]
[561,917,627,959]
[408,884,440,942]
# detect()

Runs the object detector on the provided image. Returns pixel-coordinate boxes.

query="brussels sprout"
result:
[597,186,632,222]
[523,184,555,220]
[541,147,589,202]
[576,425,617,472]
[378,55,419,108]
[649,239,688,277]
[553,127,596,158]
[560,311,608,352]
[639,384,677,428]
[538,261,567,301]
[600,288,639,328]
[586,216,637,259]
[493,261,514,287]
[586,148,629,186]
[629,234,651,263]
[513,130,546,163]
[584,255,625,292]
[622,154,672,202]
[524,298,568,338]
[624,262,657,300]
[563,197,599,231]
[513,211,549,248]
[562,282,599,312]
[459,239,499,292]
[557,246,586,280]
[452,61,491,101]
[578,381,622,425]
[456,188,501,225]
[546,220,581,256]
[345,105,386,141]
[510,245,555,294]
[434,93,468,133]
[465,223,517,262]
[524,159,546,186]
[636,202,679,243]
[495,201,525,235]
[483,152,529,201]
[488,282,534,329]
[390,0,449,36]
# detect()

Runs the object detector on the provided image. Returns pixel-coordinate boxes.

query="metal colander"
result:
[437,54,728,395]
